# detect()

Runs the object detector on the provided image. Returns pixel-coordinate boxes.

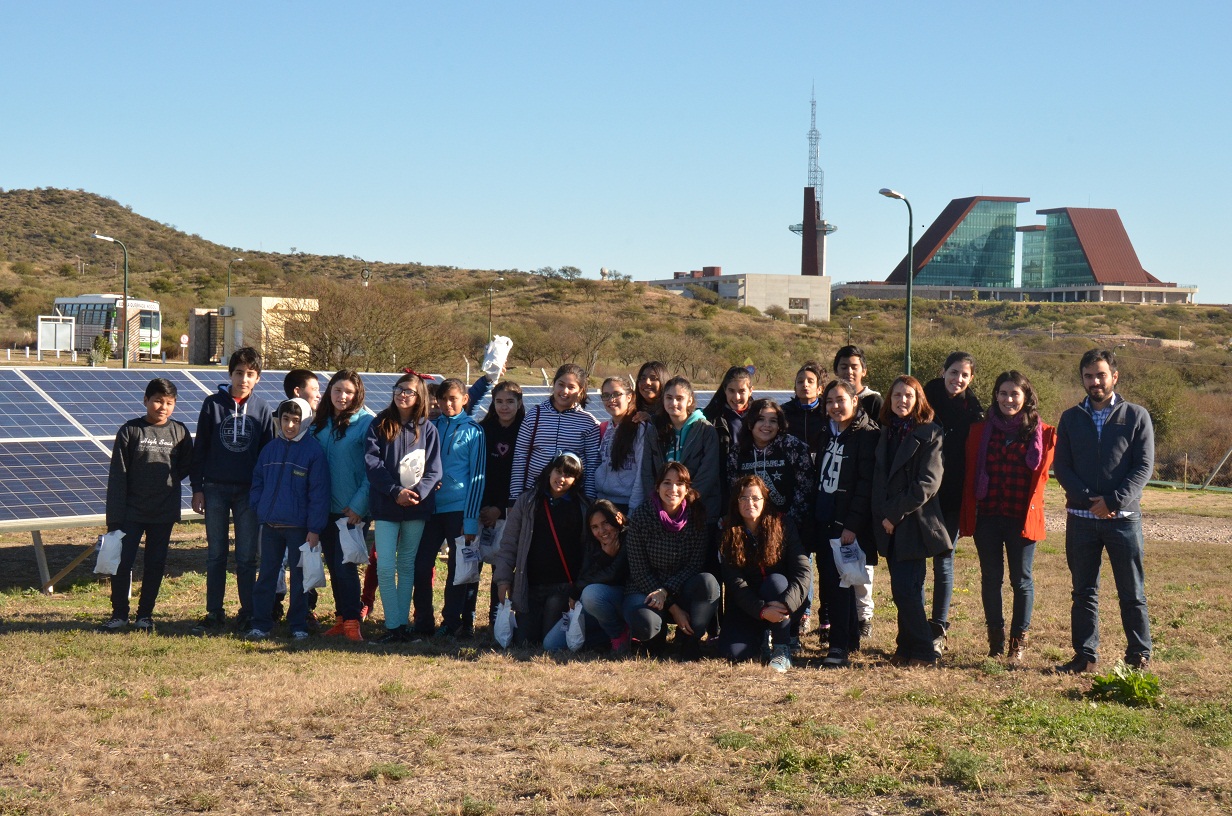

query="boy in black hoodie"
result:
[101,378,194,632]
[189,347,275,634]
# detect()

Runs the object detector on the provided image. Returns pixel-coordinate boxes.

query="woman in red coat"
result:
[960,370,1056,664]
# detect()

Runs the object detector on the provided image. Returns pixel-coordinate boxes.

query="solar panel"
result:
[24,368,212,437]
[0,370,83,439]
[0,440,112,524]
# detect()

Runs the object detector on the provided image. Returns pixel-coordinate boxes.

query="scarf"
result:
[651,493,689,533]
[974,412,1045,500]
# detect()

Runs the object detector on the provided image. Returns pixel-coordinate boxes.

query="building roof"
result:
[886,196,1030,284]
[1035,207,1162,285]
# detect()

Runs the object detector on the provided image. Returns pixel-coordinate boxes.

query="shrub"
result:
[1088,662,1163,708]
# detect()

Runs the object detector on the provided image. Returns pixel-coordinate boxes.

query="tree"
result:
[558,265,584,281]
[765,304,788,321]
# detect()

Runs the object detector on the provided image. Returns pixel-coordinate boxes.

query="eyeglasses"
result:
[738,495,765,504]
[393,387,418,398]
[599,391,629,402]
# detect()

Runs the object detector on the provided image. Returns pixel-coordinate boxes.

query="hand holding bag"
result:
[566,604,587,652]
[299,541,327,593]
[494,599,516,648]
[336,518,369,565]
[830,537,871,588]
[451,536,481,585]
[94,530,125,575]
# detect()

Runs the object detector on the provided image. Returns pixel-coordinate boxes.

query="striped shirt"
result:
[509,401,600,501]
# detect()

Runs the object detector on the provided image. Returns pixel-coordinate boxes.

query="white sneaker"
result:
[245,628,270,641]
[291,630,310,641]
[100,617,128,632]
[768,644,792,673]
[134,617,154,632]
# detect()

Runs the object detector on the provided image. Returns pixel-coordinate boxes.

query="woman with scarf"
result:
[623,461,720,659]
[872,375,950,667]
[718,475,812,672]
[960,371,1056,663]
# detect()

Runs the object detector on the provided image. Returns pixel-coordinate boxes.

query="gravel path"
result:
[1042,513,1232,543]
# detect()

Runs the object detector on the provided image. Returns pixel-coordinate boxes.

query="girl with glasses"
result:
[586,376,648,514]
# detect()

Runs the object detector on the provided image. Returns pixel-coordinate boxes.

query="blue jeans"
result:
[973,515,1036,636]
[252,525,308,633]
[718,572,794,662]
[111,521,174,620]
[412,512,467,632]
[321,514,364,621]
[1065,514,1151,662]
[888,554,934,663]
[623,573,720,643]
[579,583,627,639]
[374,519,425,631]
[931,510,960,630]
[203,482,259,618]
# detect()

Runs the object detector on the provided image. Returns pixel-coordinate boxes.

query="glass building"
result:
[913,199,1020,287]
[1018,225,1047,288]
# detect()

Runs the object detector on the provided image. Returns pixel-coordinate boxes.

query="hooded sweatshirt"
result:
[190,384,275,492]
[312,406,375,518]
[249,398,331,534]
[365,412,443,523]
[432,409,487,535]
[728,432,816,527]
[640,409,722,522]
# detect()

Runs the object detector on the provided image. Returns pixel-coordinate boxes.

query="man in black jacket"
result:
[1052,349,1154,673]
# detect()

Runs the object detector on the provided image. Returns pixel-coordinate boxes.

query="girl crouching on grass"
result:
[364,373,442,645]
[623,462,720,660]
[718,475,812,672]
[494,453,590,646]
[544,499,630,653]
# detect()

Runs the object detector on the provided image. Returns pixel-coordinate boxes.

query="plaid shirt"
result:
[1068,393,1132,520]
[978,425,1034,519]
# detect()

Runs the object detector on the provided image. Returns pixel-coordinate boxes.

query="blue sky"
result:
[4,3,1230,302]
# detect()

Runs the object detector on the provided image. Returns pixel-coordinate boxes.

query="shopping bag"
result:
[93,530,125,575]
[481,335,513,380]
[299,541,327,593]
[830,537,871,588]
[494,599,516,648]
[452,536,481,585]
[476,521,505,565]
[397,449,426,488]
[337,518,368,565]
[566,604,587,652]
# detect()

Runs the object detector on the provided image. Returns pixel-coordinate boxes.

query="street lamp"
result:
[92,232,130,369]
[846,314,862,344]
[879,188,914,375]
[227,258,243,300]
[487,277,505,340]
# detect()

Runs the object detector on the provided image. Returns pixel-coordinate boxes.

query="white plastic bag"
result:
[276,549,289,594]
[397,449,426,488]
[299,541,327,593]
[494,599,516,648]
[337,518,368,565]
[482,335,513,381]
[452,536,481,585]
[93,530,125,575]
[566,604,587,652]
[476,520,504,565]
[830,537,871,588]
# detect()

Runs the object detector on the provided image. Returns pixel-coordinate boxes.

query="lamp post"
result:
[879,188,914,375]
[846,314,862,344]
[227,258,243,300]
[92,232,130,369]
[487,277,505,340]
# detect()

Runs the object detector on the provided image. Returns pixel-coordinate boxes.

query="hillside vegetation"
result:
[3,187,1232,484]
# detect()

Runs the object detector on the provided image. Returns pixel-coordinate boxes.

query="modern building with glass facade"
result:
[886,196,1028,287]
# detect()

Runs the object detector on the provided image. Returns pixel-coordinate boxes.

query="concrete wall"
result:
[647,273,833,322]
[221,296,319,365]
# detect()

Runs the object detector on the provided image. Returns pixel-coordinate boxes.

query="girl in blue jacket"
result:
[413,378,487,637]
[365,372,442,644]
[311,370,375,642]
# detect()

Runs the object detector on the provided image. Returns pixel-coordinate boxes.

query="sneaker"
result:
[821,647,849,668]
[435,624,457,638]
[341,620,364,642]
[291,630,311,641]
[768,644,792,673]
[191,612,225,636]
[323,616,347,637]
[134,617,155,633]
[373,626,408,645]
[797,611,813,636]
[1053,655,1097,674]
[1125,653,1150,670]
[245,628,270,641]
[858,619,873,639]
[100,617,128,632]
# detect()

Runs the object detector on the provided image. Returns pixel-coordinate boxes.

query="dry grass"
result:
[1,485,1231,815]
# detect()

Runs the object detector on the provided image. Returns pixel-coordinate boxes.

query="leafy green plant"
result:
[365,762,412,781]
[1088,662,1163,708]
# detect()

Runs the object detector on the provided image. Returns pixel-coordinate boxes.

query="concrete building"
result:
[646,266,832,323]
[188,296,319,366]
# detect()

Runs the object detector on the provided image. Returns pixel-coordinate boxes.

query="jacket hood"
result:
[277,398,315,441]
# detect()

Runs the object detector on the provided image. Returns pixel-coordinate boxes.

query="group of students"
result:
[102,342,1153,674]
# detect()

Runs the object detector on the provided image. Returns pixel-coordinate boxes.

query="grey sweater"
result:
[1053,396,1154,516]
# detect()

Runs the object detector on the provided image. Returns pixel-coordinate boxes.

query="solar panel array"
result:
[0,366,790,532]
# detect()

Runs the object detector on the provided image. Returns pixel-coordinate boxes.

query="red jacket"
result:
[960,421,1056,542]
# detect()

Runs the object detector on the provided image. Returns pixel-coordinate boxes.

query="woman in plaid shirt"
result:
[960,371,1057,664]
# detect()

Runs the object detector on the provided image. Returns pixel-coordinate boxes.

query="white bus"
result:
[53,294,162,360]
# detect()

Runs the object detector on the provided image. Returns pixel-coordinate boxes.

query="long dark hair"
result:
[552,363,590,410]
[720,475,784,570]
[736,398,786,454]
[534,452,587,501]
[585,499,626,550]
[313,369,366,440]
[991,370,1040,441]
[654,375,697,453]
[602,376,640,469]
[635,360,669,414]
[479,380,525,431]
[652,461,705,525]
[373,372,429,443]
[704,365,752,420]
